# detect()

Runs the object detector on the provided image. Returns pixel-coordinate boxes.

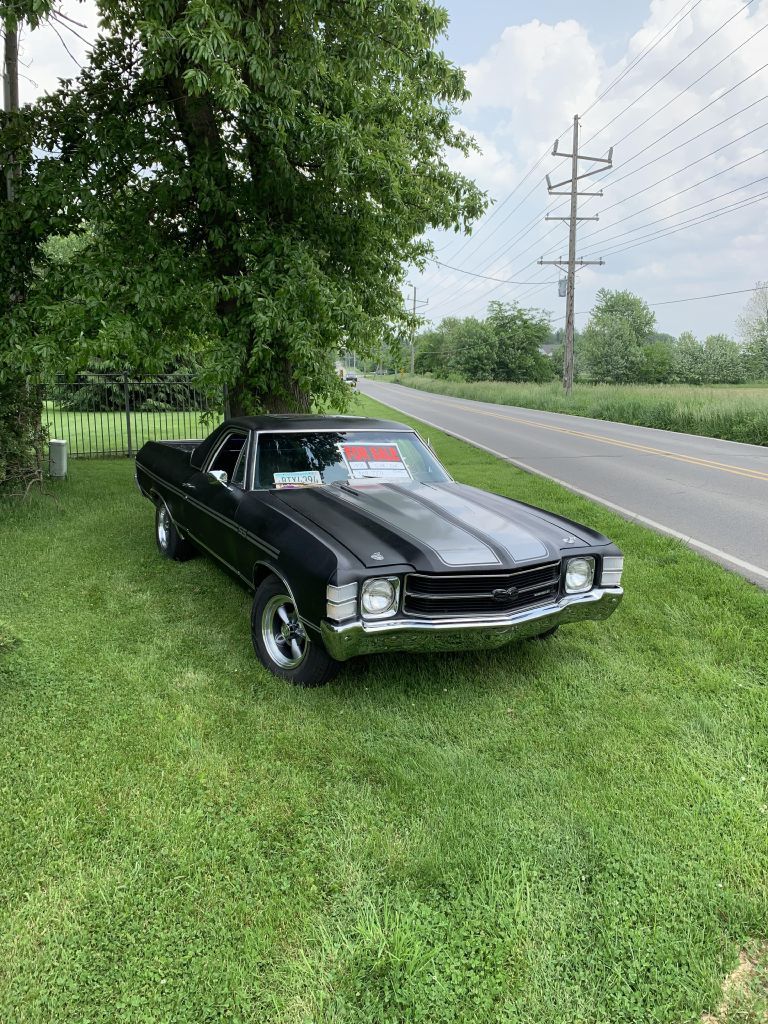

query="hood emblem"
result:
[492,586,518,603]
[370,551,384,561]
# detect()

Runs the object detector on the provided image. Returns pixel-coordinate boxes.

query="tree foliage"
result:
[0,0,485,413]
[581,289,656,384]
[413,303,554,382]
[673,331,745,385]
[737,282,768,381]
[486,301,553,383]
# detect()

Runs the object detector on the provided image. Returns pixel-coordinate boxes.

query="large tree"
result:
[487,301,552,383]
[581,289,656,384]
[0,0,484,412]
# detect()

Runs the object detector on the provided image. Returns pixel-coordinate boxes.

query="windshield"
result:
[254,431,450,489]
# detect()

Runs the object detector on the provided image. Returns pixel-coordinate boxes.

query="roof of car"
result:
[225,414,410,432]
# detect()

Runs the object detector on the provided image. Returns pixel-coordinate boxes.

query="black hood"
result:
[275,481,597,572]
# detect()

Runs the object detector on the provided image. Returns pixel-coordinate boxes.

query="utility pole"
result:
[2,13,19,201]
[539,115,612,394]
[406,283,428,374]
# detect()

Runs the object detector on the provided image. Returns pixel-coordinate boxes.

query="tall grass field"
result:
[387,376,768,446]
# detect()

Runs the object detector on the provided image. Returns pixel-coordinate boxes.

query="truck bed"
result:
[154,439,202,453]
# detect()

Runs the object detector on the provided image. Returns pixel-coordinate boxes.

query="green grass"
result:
[386,375,768,446]
[42,402,216,457]
[1,392,767,1023]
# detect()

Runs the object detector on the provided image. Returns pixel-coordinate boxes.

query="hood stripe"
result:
[391,483,549,565]
[329,484,501,567]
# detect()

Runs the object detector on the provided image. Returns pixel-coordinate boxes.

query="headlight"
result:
[565,556,595,594]
[361,577,399,617]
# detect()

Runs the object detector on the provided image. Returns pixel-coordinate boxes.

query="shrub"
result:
[0,374,45,494]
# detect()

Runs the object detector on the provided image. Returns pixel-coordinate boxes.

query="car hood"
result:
[275,481,597,571]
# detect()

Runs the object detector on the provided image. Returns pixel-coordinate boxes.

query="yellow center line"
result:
[409,392,768,484]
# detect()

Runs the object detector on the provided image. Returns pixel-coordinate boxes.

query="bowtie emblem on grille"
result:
[492,586,518,602]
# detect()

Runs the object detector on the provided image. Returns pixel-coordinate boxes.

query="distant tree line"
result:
[414,300,555,382]
[411,284,768,386]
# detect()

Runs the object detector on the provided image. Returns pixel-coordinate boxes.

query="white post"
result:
[49,439,68,478]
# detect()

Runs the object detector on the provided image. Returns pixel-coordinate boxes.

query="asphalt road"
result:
[359,377,768,587]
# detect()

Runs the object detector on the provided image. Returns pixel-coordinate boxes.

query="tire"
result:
[251,576,340,687]
[155,503,195,561]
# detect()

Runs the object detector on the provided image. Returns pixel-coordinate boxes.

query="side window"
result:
[230,439,249,489]
[208,432,247,483]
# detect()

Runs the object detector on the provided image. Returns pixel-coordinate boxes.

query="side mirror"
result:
[207,469,228,486]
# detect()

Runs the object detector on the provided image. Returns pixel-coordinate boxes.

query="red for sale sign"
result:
[339,442,412,480]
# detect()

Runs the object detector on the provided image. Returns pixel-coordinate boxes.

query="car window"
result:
[230,439,249,489]
[254,431,450,488]
[208,432,247,482]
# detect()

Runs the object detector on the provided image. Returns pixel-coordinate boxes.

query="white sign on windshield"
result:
[338,442,412,481]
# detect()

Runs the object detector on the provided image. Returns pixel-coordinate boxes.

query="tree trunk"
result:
[163,56,309,417]
[229,356,311,417]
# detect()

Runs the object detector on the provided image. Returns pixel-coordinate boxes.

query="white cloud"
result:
[465,19,603,164]
[425,0,768,337]
[16,1,99,105]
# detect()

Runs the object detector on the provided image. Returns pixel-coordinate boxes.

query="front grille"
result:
[403,561,561,618]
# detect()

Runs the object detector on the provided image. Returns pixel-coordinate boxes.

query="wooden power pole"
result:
[406,283,428,374]
[2,14,20,201]
[539,115,612,394]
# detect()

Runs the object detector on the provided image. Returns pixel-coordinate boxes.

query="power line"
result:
[582,188,768,260]
[549,285,767,323]
[607,105,768,191]
[428,7,768,319]
[611,22,768,152]
[583,0,759,146]
[436,149,553,263]
[572,173,768,250]
[580,0,706,119]
[430,261,550,286]
[549,147,768,261]
[498,49,768,272]
[434,124,574,265]
[535,138,768,264]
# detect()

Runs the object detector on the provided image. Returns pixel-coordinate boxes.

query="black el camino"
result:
[135,415,624,686]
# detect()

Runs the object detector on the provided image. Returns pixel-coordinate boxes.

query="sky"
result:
[14,0,768,338]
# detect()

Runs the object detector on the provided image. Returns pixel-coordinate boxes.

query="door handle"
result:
[182,481,195,489]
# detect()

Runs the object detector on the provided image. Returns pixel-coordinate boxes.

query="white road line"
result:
[363,386,768,586]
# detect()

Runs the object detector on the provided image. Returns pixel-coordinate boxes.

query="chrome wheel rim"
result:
[157,507,170,548]
[262,594,308,669]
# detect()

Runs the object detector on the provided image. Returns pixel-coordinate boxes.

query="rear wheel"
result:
[251,576,340,687]
[155,504,195,560]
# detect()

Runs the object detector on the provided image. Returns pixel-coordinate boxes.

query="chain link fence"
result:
[42,373,228,458]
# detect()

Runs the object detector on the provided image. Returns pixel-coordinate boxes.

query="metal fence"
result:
[42,373,226,458]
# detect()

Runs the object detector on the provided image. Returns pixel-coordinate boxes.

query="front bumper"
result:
[320,587,622,661]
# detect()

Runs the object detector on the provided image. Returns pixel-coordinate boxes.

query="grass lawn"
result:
[1,393,767,1023]
[386,376,768,446]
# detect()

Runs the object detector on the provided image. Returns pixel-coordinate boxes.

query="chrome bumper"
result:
[320,587,623,661]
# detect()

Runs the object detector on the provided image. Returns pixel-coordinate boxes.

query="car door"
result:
[182,429,251,568]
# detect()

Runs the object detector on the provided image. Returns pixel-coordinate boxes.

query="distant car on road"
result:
[135,415,624,686]
[345,372,358,387]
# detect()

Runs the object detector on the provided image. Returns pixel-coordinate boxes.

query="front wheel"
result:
[251,576,340,687]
